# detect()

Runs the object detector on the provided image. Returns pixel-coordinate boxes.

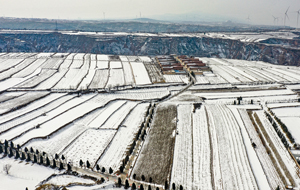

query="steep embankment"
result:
[0,32,300,66]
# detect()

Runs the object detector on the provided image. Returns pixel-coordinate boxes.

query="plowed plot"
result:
[89,69,109,89]
[131,103,177,185]
[144,62,164,83]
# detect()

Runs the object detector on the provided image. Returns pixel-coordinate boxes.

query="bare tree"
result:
[3,164,11,174]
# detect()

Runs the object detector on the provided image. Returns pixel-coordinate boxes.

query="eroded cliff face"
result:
[0,32,299,66]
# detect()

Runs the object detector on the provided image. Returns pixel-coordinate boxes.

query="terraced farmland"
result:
[0,53,300,190]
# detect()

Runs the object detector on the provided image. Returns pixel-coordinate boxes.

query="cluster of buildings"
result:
[156,55,210,75]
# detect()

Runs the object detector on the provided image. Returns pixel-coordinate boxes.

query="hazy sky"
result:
[0,0,300,27]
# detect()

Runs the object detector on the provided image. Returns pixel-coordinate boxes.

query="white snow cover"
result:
[12,59,47,78]
[62,129,116,167]
[163,75,184,83]
[267,102,300,109]
[0,92,49,115]
[77,69,96,90]
[238,109,285,189]
[0,58,24,72]
[25,100,124,155]
[69,59,83,69]
[109,61,122,69]
[194,89,295,100]
[138,56,152,62]
[35,69,68,90]
[41,58,64,69]
[97,54,110,61]
[229,106,271,190]
[12,94,97,145]
[119,56,129,62]
[97,103,149,171]
[89,100,127,128]
[89,69,109,89]
[280,117,300,144]
[130,62,151,85]
[171,104,213,189]
[96,60,109,69]
[15,69,57,88]
[59,59,74,69]
[272,107,300,117]
[46,175,94,186]
[256,110,300,187]
[53,69,88,89]
[0,78,27,92]
[206,104,258,190]
[0,95,74,141]
[0,157,57,190]
[100,101,138,129]
[122,61,135,86]
[106,69,125,87]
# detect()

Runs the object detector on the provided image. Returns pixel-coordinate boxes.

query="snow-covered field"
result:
[106,69,125,88]
[97,103,149,171]
[1,53,300,189]
[271,106,300,144]
[130,62,151,85]
[89,69,109,89]
[61,129,116,167]
[171,104,212,190]
[53,69,88,89]
[0,157,57,190]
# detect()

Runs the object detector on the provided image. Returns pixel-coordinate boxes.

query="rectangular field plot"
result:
[41,58,64,69]
[106,69,125,88]
[144,62,165,83]
[61,129,116,167]
[0,93,66,125]
[122,61,135,86]
[53,69,88,90]
[163,75,185,83]
[81,54,91,70]
[119,56,129,62]
[110,61,122,69]
[96,103,149,171]
[96,61,109,69]
[97,54,110,61]
[272,107,300,117]
[206,104,258,190]
[280,117,300,144]
[193,89,295,100]
[89,69,109,89]
[131,103,177,184]
[171,105,212,190]
[0,92,25,103]
[127,56,140,62]
[130,62,151,85]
